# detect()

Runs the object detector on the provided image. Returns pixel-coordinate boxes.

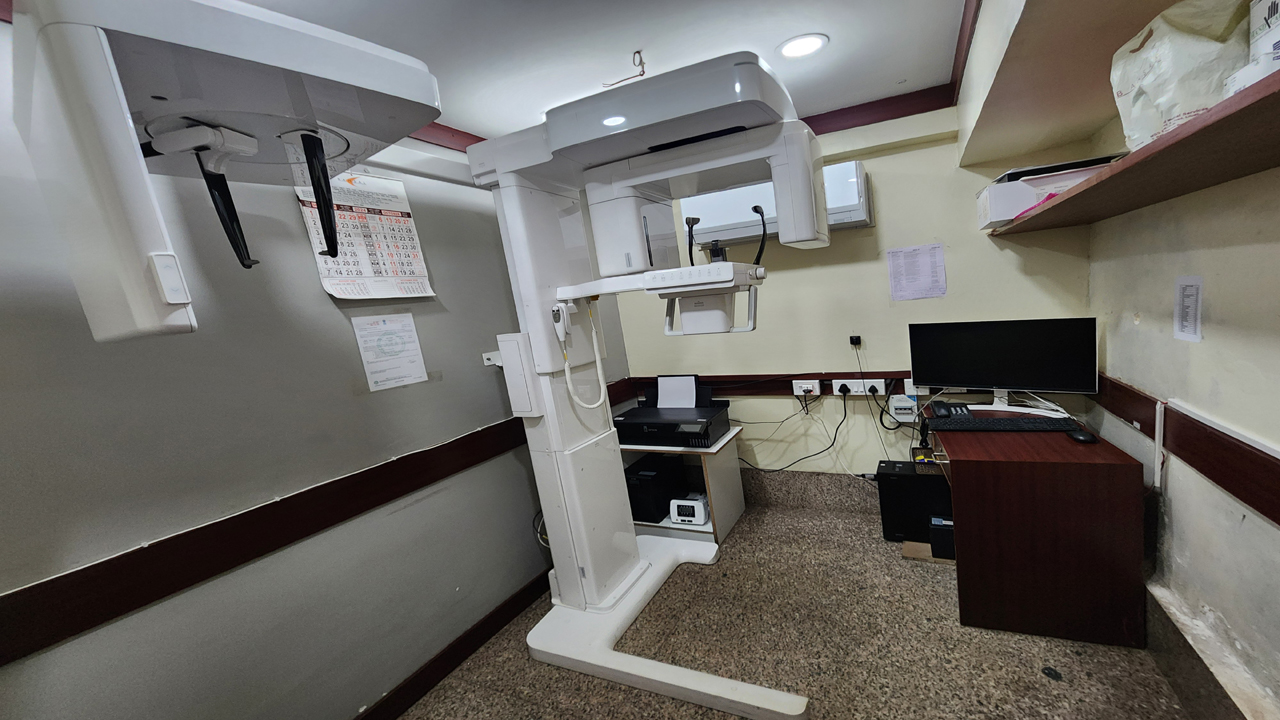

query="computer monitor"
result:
[908,318,1098,403]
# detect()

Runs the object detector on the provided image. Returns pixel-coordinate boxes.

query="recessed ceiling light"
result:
[779,34,828,58]
[603,116,626,126]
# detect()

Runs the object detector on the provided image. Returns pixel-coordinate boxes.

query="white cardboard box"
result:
[1229,17,1280,96]
[1228,56,1278,95]
[1252,0,1278,47]
[976,181,1038,230]
[1020,166,1108,200]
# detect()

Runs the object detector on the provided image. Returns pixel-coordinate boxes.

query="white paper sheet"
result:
[1175,275,1203,342]
[887,243,947,301]
[657,375,698,409]
[350,313,429,391]
[296,173,434,300]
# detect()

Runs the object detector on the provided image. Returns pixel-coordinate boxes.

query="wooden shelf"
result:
[993,71,1280,235]
[619,426,742,455]
[634,514,715,534]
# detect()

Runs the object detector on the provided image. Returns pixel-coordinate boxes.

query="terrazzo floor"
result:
[400,471,1187,720]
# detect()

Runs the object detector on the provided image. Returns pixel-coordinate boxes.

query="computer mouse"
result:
[1067,429,1098,444]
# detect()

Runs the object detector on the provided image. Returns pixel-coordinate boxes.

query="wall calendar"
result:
[295,172,435,299]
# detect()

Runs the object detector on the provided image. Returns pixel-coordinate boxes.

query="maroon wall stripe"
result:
[0,418,527,667]
[607,377,638,407]
[409,122,486,153]
[1091,374,1160,439]
[630,372,911,398]
[0,0,11,24]
[801,83,957,136]
[1089,372,1279,526]
[1164,407,1280,527]
[357,572,549,720]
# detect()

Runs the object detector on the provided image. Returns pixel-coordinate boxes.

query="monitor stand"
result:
[964,389,1070,417]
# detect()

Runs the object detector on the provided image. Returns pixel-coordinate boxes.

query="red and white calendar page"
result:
[294,173,435,299]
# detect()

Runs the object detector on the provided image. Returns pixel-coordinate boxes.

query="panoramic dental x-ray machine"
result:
[13,0,440,342]
[470,52,828,719]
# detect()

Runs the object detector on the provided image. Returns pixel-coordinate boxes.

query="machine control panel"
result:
[645,263,737,289]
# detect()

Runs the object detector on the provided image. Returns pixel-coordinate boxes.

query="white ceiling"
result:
[240,0,965,139]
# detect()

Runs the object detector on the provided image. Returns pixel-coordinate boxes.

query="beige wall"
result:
[1090,166,1280,699]
[0,24,549,719]
[616,118,1093,474]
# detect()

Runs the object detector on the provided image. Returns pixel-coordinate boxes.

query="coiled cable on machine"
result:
[751,205,767,266]
[560,299,609,410]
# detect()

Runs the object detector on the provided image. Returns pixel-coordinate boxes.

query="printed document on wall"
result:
[296,173,434,300]
[351,313,429,391]
[887,243,947,301]
[1174,275,1203,342]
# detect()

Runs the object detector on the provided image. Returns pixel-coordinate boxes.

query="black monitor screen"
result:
[908,318,1098,394]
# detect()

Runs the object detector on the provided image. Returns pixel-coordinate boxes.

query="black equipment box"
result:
[929,516,956,560]
[624,453,685,523]
[614,403,730,449]
[875,459,953,543]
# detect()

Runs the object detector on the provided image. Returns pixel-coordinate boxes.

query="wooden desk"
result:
[932,416,1146,647]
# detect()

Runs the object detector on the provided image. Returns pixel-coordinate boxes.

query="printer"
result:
[614,376,730,448]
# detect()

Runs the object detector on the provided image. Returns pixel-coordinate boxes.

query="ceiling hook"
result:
[603,50,646,87]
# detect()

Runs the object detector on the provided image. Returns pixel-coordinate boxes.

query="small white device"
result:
[670,493,709,526]
[889,394,918,422]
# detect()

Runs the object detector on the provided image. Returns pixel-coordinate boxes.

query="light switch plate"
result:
[792,380,821,396]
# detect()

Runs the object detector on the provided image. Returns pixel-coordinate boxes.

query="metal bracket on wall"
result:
[482,351,503,367]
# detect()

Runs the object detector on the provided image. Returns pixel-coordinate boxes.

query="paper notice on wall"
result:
[351,313,429,391]
[296,173,434,300]
[887,243,947,301]
[1174,275,1203,342]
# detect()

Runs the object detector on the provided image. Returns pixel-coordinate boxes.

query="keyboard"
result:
[928,416,1080,432]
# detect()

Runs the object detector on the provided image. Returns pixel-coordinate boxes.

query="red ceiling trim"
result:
[952,0,984,102]
[801,83,956,135]
[799,0,982,136]
[1,0,13,24]
[409,122,486,153]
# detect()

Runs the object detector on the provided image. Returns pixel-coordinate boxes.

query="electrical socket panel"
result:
[792,380,822,396]
[831,379,887,396]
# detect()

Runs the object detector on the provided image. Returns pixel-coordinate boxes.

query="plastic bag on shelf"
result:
[1111,0,1250,150]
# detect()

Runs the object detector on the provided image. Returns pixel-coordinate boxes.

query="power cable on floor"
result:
[813,411,879,495]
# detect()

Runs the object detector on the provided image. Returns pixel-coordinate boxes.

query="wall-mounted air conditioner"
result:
[681,160,872,247]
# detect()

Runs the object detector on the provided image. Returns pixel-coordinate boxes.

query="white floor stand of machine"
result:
[527,536,809,720]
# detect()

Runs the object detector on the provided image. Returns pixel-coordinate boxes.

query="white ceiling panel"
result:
[240,0,965,139]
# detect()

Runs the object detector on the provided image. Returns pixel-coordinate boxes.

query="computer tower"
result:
[874,460,952,543]
[624,453,685,523]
